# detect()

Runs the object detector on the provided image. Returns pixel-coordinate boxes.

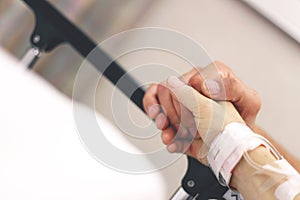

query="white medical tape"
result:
[260,159,300,200]
[248,156,300,199]
[275,176,300,200]
[207,122,262,186]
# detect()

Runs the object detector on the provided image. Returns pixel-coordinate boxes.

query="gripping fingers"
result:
[167,76,211,116]
[143,84,160,119]
[157,84,180,126]
[172,97,200,139]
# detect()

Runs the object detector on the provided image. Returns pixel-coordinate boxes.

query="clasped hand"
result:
[142,61,261,164]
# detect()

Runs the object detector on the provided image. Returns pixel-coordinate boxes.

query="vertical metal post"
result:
[20,47,41,69]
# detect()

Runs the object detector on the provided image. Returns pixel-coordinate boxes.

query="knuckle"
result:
[188,75,197,86]
[142,96,149,110]
[143,84,158,109]
[213,61,233,77]
[142,92,148,104]
[188,75,202,88]
[251,90,262,111]
[143,90,151,104]
[157,84,168,94]
[147,83,156,90]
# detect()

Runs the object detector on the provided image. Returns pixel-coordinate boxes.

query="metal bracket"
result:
[24,0,66,51]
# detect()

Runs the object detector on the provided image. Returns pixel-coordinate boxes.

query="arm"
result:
[191,61,300,172]
[143,61,300,170]
[232,146,300,200]
[250,125,300,172]
[166,76,300,199]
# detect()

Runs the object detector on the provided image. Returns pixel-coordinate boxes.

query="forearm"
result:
[231,146,300,200]
[250,125,300,172]
[163,74,300,198]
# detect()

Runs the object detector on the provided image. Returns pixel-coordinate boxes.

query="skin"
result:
[143,61,300,172]
[143,61,300,199]
[143,61,260,156]
[231,146,300,200]
[250,125,300,173]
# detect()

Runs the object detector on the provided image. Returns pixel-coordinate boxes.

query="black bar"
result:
[22,0,145,110]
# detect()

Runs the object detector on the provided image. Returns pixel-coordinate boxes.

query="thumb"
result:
[167,76,211,116]
[189,74,224,100]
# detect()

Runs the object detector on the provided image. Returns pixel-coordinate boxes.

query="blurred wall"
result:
[126,0,300,159]
[0,0,157,96]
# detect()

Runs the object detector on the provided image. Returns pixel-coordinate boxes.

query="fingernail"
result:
[148,105,159,119]
[167,143,177,153]
[155,113,168,129]
[203,80,220,95]
[162,133,169,144]
[167,76,184,88]
[177,125,189,137]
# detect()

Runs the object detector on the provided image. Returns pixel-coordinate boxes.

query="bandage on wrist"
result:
[207,122,269,187]
[206,122,300,199]
[275,171,300,200]
[249,157,300,200]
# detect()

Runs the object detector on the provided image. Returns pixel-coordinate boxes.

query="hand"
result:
[166,76,244,164]
[143,68,199,138]
[142,61,261,156]
[188,61,261,127]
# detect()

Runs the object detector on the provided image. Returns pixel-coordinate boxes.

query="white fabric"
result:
[275,177,300,200]
[264,159,300,200]
[0,48,170,200]
[243,0,300,44]
[207,123,262,186]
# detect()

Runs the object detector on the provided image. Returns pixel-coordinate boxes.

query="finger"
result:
[157,84,180,126]
[213,62,261,124]
[165,131,206,165]
[179,68,199,83]
[188,126,200,139]
[161,126,176,145]
[167,138,206,165]
[172,98,200,139]
[167,142,178,153]
[155,113,169,130]
[191,61,247,102]
[143,84,160,119]
[162,126,194,147]
[235,87,261,125]
[174,124,189,138]
[188,72,205,92]
[167,140,192,153]
[167,76,211,116]
[167,134,200,153]
[158,112,190,140]
[189,63,225,99]
[189,61,261,125]
[209,61,261,125]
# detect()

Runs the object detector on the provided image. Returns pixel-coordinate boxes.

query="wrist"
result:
[206,123,262,187]
[230,146,277,189]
